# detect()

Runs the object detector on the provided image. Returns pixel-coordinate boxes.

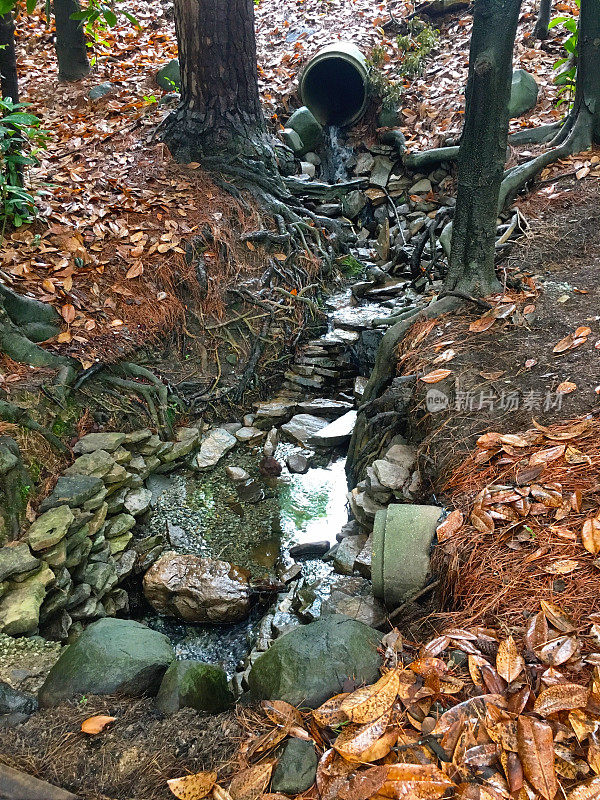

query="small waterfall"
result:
[320,125,353,183]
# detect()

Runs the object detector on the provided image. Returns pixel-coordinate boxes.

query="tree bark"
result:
[0,13,18,102]
[54,0,91,82]
[567,0,600,147]
[533,0,552,40]
[161,0,270,165]
[444,0,522,297]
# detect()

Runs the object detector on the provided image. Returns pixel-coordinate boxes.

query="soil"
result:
[400,176,600,490]
[0,695,243,800]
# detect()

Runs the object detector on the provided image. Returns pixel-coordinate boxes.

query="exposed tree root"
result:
[346,296,459,483]
[0,399,70,454]
[100,362,173,438]
[403,146,460,170]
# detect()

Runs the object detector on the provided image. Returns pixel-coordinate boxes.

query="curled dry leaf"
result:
[582,516,600,556]
[544,559,580,575]
[432,694,505,736]
[313,693,350,728]
[537,635,578,666]
[525,611,549,650]
[213,787,234,800]
[540,600,576,632]
[532,419,592,441]
[517,716,558,800]
[81,714,116,735]
[420,368,452,384]
[496,636,524,683]
[167,771,217,800]
[61,303,76,324]
[341,669,400,723]
[534,684,590,715]
[228,763,273,800]
[261,699,304,730]
[567,776,600,800]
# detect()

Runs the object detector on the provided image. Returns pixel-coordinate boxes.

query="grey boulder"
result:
[509,69,539,117]
[38,617,174,707]
[248,614,382,707]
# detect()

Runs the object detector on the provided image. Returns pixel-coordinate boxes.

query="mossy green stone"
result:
[248,615,382,708]
[28,505,74,551]
[38,618,174,707]
[155,659,233,715]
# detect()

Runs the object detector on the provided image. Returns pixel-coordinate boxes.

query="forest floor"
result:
[2,1,600,799]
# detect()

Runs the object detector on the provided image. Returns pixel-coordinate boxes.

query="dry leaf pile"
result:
[169,604,600,800]
[436,416,600,627]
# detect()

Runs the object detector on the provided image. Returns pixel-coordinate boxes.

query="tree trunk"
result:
[567,0,600,148]
[444,0,522,297]
[161,0,269,165]
[533,0,552,39]
[0,13,18,102]
[54,0,91,82]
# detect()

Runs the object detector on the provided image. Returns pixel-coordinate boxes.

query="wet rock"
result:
[263,427,279,457]
[380,128,407,154]
[193,428,237,471]
[300,161,316,178]
[226,466,250,482]
[372,458,411,492]
[333,534,367,575]
[296,398,353,418]
[155,659,233,715]
[143,552,251,623]
[0,565,54,635]
[73,432,126,454]
[253,398,297,426]
[161,435,198,463]
[342,189,367,219]
[310,410,357,448]
[355,534,373,579]
[235,426,264,444]
[286,453,309,474]
[370,156,394,188]
[38,618,174,707]
[509,69,539,117]
[259,456,282,478]
[289,541,330,559]
[236,480,264,503]
[40,475,104,511]
[124,487,152,516]
[0,681,37,715]
[281,414,329,445]
[28,506,73,551]
[272,739,318,794]
[0,542,40,582]
[287,106,322,151]
[283,127,304,155]
[322,575,384,626]
[409,178,433,194]
[156,58,181,91]
[248,614,382,707]
[89,82,114,101]
[349,488,386,528]
[304,151,321,166]
[337,519,362,541]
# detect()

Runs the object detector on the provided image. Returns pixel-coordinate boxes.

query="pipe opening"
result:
[301,56,367,127]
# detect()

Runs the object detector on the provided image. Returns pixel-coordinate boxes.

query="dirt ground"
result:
[0,695,244,800]
[400,176,600,487]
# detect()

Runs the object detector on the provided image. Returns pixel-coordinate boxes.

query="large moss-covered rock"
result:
[287,106,322,151]
[155,659,233,715]
[509,69,539,117]
[248,615,382,708]
[38,618,174,707]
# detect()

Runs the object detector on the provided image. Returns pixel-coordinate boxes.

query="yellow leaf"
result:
[313,693,350,728]
[334,708,391,761]
[582,516,600,555]
[228,763,273,800]
[517,716,558,800]
[168,772,217,800]
[81,714,116,735]
[341,669,400,723]
[557,381,577,394]
[534,684,589,715]
[496,636,524,683]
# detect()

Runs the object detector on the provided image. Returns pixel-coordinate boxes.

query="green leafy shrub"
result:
[396,19,439,79]
[0,98,49,229]
[550,3,579,106]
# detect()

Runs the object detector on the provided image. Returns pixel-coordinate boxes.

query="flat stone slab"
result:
[281,414,328,445]
[0,764,79,800]
[73,432,126,454]
[310,410,357,448]
[380,503,441,606]
[28,505,74,551]
[0,542,40,582]
[193,428,237,471]
[296,398,353,418]
[331,306,387,331]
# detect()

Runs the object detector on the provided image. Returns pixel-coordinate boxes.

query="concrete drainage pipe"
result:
[299,42,369,128]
